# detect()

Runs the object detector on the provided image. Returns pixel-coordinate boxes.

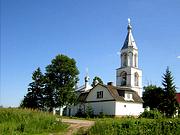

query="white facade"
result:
[115,102,143,116]
[87,101,116,115]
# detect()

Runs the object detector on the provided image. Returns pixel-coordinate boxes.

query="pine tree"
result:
[20,68,45,110]
[161,67,178,117]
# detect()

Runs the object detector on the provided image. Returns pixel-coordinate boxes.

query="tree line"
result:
[20,54,103,112]
[20,54,79,112]
[143,67,179,117]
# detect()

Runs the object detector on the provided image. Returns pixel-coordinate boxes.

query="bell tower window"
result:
[129,52,133,67]
[134,54,137,67]
[122,53,127,67]
[120,72,127,86]
[134,72,139,86]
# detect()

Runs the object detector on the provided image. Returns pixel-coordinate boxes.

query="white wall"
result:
[115,102,144,116]
[69,101,116,116]
[66,104,81,116]
[87,101,116,115]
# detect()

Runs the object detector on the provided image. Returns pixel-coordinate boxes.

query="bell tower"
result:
[116,19,142,97]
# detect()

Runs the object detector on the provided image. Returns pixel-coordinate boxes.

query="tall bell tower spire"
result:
[121,18,137,50]
[116,19,142,97]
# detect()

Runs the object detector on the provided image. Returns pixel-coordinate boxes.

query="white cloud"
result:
[177,56,180,59]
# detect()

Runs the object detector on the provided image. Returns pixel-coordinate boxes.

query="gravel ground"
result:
[61,118,95,135]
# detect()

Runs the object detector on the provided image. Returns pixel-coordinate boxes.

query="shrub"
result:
[139,109,163,119]
[75,108,86,117]
[75,105,94,118]
[85,105,94,118]
[98,112,105,118]
[87,118,180,135]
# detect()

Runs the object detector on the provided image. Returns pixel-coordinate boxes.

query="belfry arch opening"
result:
[129,52,133,67]
[134,54,137,67]
[120,71,127,86]
[134,72,139,86]
[121,53,128,67]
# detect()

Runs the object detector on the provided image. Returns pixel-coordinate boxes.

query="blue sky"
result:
[1,0,180,107]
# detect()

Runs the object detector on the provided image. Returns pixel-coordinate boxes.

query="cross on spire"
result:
[127,18,132,31]
[128,18,131,24]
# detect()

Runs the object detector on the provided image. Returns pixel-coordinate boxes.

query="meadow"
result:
[0,108,68,135]
[85,117,180,135]
[1,108,180,135]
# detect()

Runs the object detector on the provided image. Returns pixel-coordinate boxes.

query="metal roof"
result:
[121,20,138,50]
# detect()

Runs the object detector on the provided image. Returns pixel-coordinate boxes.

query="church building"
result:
[65,19,144,116]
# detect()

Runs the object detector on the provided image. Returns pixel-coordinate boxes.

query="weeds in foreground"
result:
[85,117,180,135]
[0,108,68,135]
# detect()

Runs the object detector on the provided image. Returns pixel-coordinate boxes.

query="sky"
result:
[1,0,180,107]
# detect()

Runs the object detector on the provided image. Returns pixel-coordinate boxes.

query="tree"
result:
[20,68,45,110]
[45,54,79,111]
[142,85,164,110]
[160,67,178,117]
[91,76,103,87]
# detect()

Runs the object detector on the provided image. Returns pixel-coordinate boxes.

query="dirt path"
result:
[61,119,95,135]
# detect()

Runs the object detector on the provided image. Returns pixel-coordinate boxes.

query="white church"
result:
[65,19,144,116]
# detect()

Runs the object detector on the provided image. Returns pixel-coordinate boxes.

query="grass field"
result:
[0,108,68,135]
[85,117,180,135]
[2,109,180,135]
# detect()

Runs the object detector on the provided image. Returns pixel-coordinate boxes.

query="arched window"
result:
[120,71,127,86]
[134,72,139,86]
[123,53,127,67]
[134,54,137,67]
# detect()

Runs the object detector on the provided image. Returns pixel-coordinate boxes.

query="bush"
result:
[75,105,94,118]
[98,112,105,118]
[139,109,163,119]
[75,108,86,117]
[85,105,94,118]
[87,118,180,135]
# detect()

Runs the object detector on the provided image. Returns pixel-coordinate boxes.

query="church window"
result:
[134,72,139,86]
[120,72,127,86]
[97,91,103,99]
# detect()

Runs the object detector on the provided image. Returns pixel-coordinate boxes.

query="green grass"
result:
[0,108,68,135]
[86,118,180,135]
